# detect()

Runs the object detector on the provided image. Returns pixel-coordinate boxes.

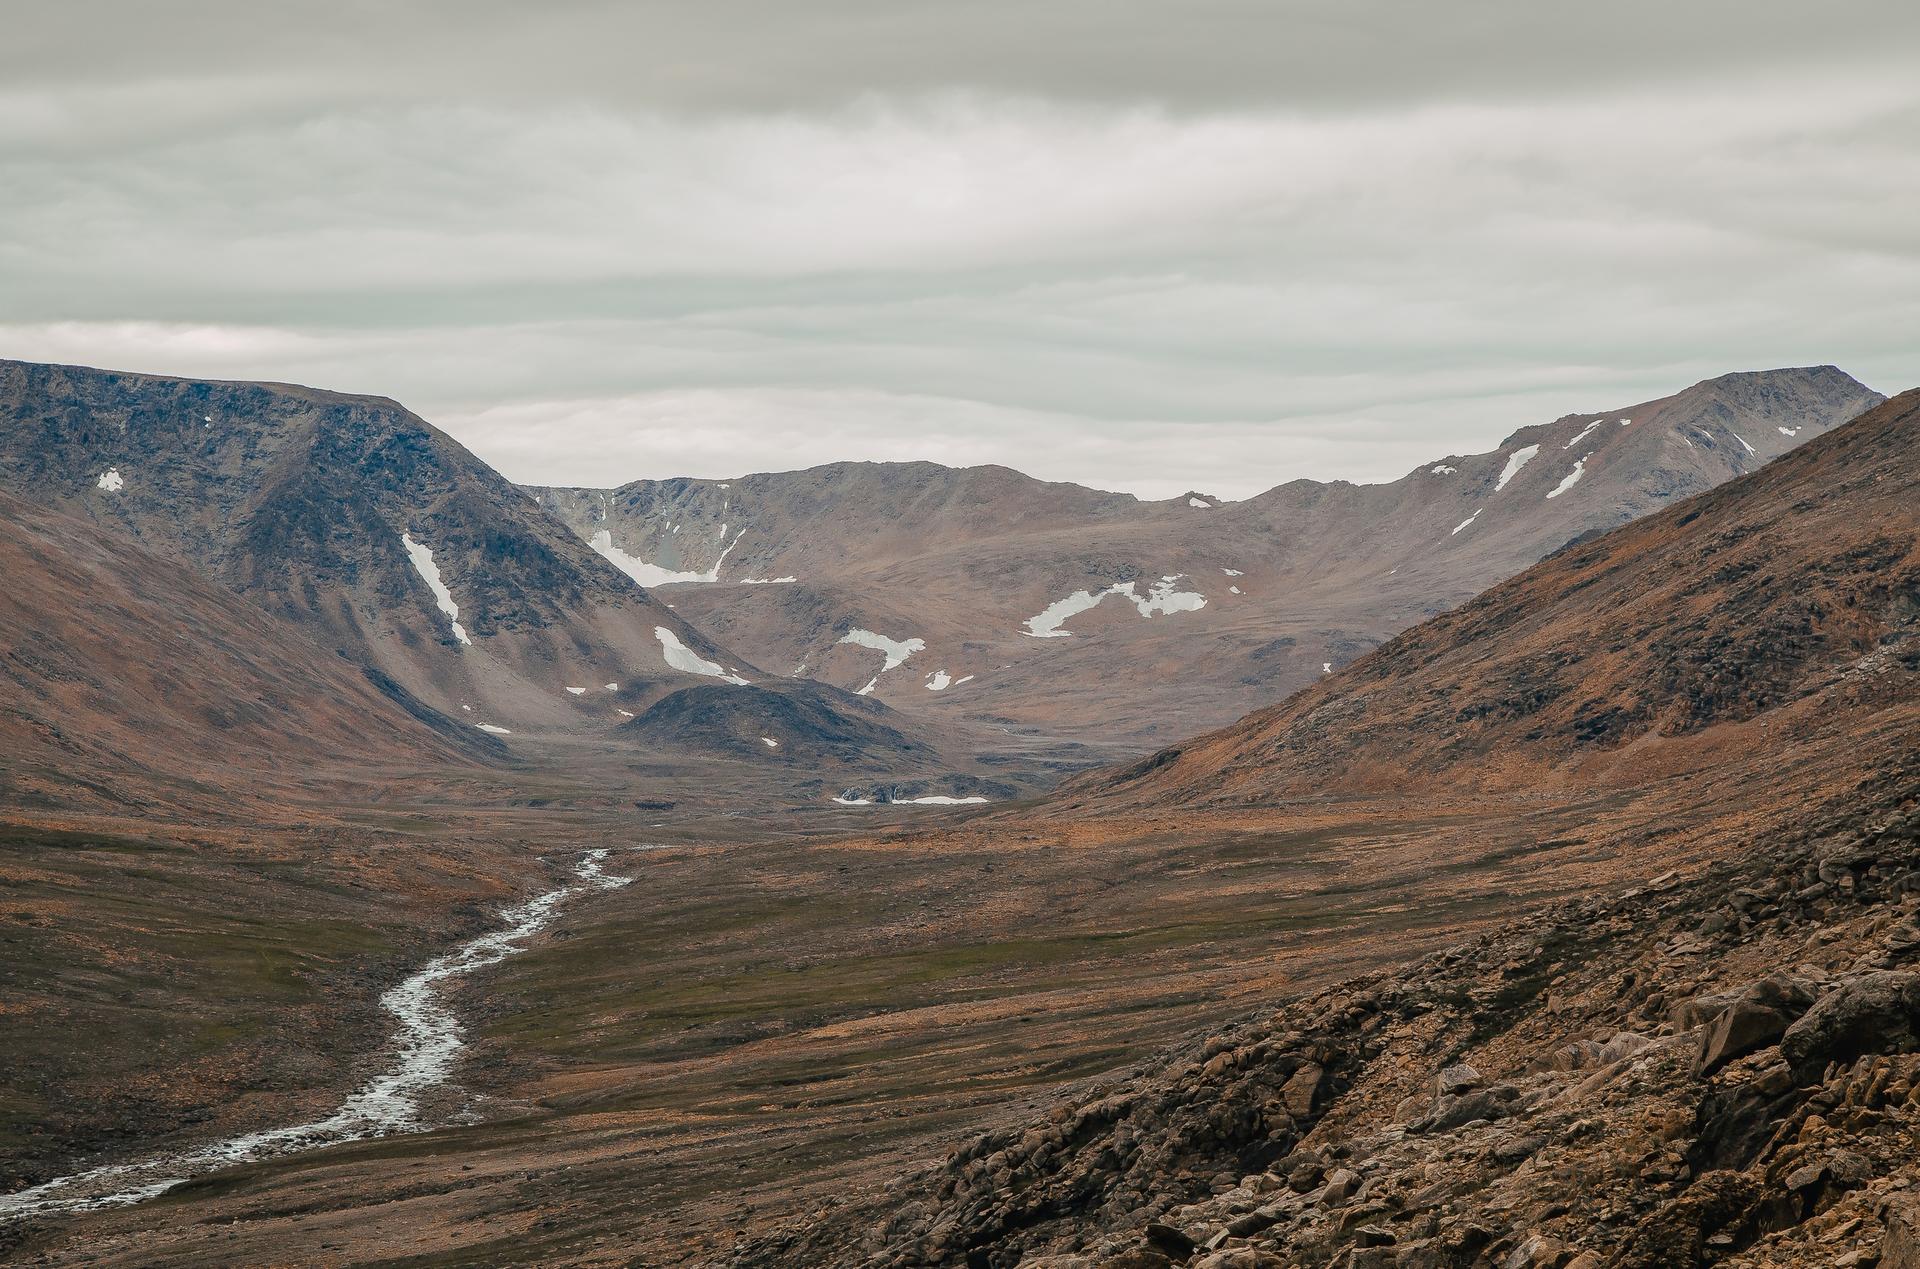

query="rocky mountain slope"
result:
[738,389,1920,1268]
[534,367,1882,750]
[1081,388,1920,809]
[0,488,504,816]
[0,359,978,780]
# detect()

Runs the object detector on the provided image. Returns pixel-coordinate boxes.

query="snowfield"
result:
[400,533,471,646]
[1023,576,1206,637]
[655,627,748,684]
[1494,444,1541,491]
[590,528,741,587]
[838,628,925,672]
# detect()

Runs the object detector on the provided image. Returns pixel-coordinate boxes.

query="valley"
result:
[0,367,1915,1268]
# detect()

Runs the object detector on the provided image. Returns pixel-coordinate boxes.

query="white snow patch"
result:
[1779,426,1800,437]
[1188,496,1213,508]
[617,709,634,718]
[1023,577,1206,637]
[476,723,511,735]
[762,736,779,748]
[856,676,879,696]
[95,468,124,492]
[654,626,748,684]
[1619,417,1633,426]
[1221,568,1243,576]
[1546,455,1589,499]
[461,704,471,712]
[400,533,471,646]
[1451,508,1483,535]
[902,795,990,805]
[1229,585,1242,594]
[838,628,925,672]
[1733,431,1756,455]
[1430,463,1458,476]
[566,686,586,696]
[739,576,797,584]
[832,795,872,806]
[1564,421,1601,449]
[589,528,741,587]
[1322,662,1333,673]
[1494,444,1540,491]
[604,683,619,691]
[926,670,953,691]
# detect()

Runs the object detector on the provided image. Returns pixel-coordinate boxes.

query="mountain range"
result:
[534,366,1882,749]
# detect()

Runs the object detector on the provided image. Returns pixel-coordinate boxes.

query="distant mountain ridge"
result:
[533,366,1885,750]
[0,359,973,780]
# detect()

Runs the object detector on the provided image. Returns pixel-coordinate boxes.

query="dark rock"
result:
[1782,972,1920,1077]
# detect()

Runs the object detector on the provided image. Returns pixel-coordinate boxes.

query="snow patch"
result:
[589,528,741,587]
[1564,421,1600,449]
[1778,426,1800,437]
[838,628,925,672]
[1546,455,1589,499]
[604,683,618,691]
[1430,464,1457,476]
[400,533,471,646]
[902,795,989,805]
[95,468,123,492]
[1619,417,1633,426]
[832,795,872,806]
[739,576,797,584]
[1187,496,1213,508]
[1023,576,1206,637]
[1494,445,1540,491]
[1322,662,1333,673]
[1229,585,1241,594]
[926,670,953,691]
[566,687,586,696]
[476,723,511,735]
[1733,431,1756,455]
[762,736,779,748]
[856,676,879,696]
[654,627,748,684]
[1451,508,1483,535]
[1221,568,1243,576]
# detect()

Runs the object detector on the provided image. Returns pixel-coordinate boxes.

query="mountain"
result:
[0,488,503,817]
[1084,386,1920,809]
[745,392,1920,1269]
[533,367,1883,751]
[0,359,966,776]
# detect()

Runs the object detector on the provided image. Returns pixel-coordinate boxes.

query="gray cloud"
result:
[2,4,1916,497]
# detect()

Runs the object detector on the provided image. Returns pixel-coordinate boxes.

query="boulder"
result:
[1436,1064,1483,1096]
[1885,1197,1920,1269]
[1694,1001,1795,1075]
[1281,1062,1329,1118]
[1781,972,1920,1076]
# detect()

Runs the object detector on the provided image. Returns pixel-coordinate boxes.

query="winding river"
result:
[0,848,632,1222]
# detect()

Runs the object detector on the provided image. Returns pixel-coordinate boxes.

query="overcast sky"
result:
[3,2,1916,498]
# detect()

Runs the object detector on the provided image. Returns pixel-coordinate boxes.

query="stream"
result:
[0,848,631,1222]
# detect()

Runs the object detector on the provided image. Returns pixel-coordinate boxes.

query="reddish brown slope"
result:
[1082,388,1920,808]
[0,489,502,816]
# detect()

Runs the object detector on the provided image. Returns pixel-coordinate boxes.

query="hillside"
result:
[0,489,503,816]
[1083,388,1920,809]
[720,394,1920,1267]
[0,359,976,779]
[534,367,1883,750]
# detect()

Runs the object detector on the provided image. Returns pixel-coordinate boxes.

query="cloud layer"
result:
[3,4,1916,497]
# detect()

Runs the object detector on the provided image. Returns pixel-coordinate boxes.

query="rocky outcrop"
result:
[744,797,1920,1268]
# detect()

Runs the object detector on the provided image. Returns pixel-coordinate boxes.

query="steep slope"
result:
[0,489,502,816]
[535,367,1882,750]
[1086,387,1920,808]
[737,394,1920,1269]
[0,359,766,736]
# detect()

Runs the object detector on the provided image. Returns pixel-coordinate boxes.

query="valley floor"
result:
[0,713,1871,1266]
